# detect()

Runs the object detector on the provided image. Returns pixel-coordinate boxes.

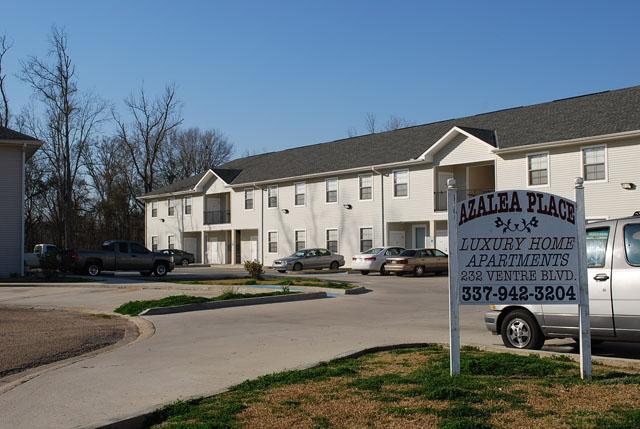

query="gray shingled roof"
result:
[0,126,39,141]
[143,171,208,197]
[142,85,640,195]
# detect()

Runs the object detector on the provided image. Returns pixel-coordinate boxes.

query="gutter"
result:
[493,130,640,155]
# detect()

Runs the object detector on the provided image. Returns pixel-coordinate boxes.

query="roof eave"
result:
[0,139,44,159]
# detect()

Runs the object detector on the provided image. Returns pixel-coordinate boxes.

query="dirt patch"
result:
[0,306,133,378]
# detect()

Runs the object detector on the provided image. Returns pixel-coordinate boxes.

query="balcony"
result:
[434,188,495,211]
[204,210,231,225]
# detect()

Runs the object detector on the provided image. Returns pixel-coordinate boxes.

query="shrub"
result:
[243,260,263,279]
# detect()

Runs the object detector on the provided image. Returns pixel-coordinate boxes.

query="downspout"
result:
[372,167,385,246]
[20,145,26,276]
[256,184,264,265]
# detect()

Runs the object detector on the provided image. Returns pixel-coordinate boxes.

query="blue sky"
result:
[3,1,640,157]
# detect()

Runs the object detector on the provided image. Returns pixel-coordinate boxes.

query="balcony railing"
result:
[204,210,231,225]
[434,188,495,211]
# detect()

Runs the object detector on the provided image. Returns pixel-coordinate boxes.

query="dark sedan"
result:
[272,248,345,272]
[160,249,196,266]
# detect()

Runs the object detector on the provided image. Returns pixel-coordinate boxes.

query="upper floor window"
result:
[359,174,373,200]
[244,188,254,210]
[582,145,606,182]
[267,185,278,208]
[294,182,306,206]
[184,197,192,215]
[527,153,548,186]
[326,178,338,203]
[167,198,175,216]
[151,201,158,217]
[151,236,158,252]
[393,169,409,197]
[268,231,278,253]
[295,230,306,251]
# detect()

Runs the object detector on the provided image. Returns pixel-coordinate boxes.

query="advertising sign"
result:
[456,190,579,305]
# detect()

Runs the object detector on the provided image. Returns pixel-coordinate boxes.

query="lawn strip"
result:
[176,276,356,290]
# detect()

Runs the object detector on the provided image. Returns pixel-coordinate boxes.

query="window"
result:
[433,249,447,257]
[582,145,606,181]
[268,185,278,208]
[624,224,640,266]
[168,198,175,216]
[527,153,548,186]
[118,242,129,253]
[384,247,403,256]
[131,243,149,254]
[586,227,609,268]
[184,197,192,215]
[268,231,278,253]
[319,249,331,256]
[326,229,338,253]
[151,201,158,217]
[168,235,175,250]
[244,188,254,210]
[360,227,373,252]
[294,182,306,206]
[393,170,409,197]
[326,178,337,203]
[102,242,115,251]
[151,236,158,252]
[295,230,306,251]
[359,174,372,200]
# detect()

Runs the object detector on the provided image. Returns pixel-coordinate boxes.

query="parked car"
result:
[351,246,406,275]
[272,248,345,272]
[485,216,640,349]
[160,249,195,266]
[384,248,448,276]
[69,240,175,277]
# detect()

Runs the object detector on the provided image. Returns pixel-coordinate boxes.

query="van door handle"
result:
[594,273,609,281]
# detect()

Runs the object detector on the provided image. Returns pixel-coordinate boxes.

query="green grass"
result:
[113,291,298,316]
[176,276,356,290]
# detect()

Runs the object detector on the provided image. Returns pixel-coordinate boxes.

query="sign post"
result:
[446,181,591,380]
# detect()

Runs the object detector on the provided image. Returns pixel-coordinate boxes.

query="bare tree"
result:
[384,115,413,131]
[0,34,12,127]
[364,112,377,134]
[113,84,182,198]
[346,127,358,138]
[20,27,107,248]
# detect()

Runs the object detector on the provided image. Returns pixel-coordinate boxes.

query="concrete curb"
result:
[139,292,328,316]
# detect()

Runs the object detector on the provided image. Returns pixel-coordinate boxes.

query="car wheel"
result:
[379,264,389,276]
[154,263,168,277]
[414,265,425,277]
[360,270,369,275]
[501,310,545,350]
[86,262,101,277]
[293,262,303,272]
[330,261,339,270]
[181,258,189,267]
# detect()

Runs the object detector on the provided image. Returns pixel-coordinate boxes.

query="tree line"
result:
[0,28,234,251]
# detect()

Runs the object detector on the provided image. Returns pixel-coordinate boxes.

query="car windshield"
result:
[292,251,306,257]
[400,250,416,257]
[362,248,383,255]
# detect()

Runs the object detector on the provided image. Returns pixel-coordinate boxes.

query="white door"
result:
[184,237,198,261]
[388,231,405,248]
[435,230,449,254]
[207,236,226,264]
[249,235,258,261]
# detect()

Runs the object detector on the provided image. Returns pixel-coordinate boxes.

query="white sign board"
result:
[455,190,579,305]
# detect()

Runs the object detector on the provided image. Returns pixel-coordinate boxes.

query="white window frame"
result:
[151,201,158,218]
[167,234,175,250]
[184,196,192,215]
[244,188,254,211]
[294,182,306,207]
[359,226,374,253]
[325,177,338,204]
[325,228,339,254]
[167,198,176,216]
[294,229,306,251]
[151,236,158,252]
[267,185,278,209]
[267,231,278,253]
[392,169,409,199]
[581,144,608,183]
[358,173,373,201]
[526,151,550,187]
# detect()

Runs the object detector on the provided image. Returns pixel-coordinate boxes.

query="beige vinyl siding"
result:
[0,146,23,277]
[384,165,434,222]
[433,134,495,166]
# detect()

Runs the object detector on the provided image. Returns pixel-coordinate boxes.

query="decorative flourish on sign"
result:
[494,216,539,233]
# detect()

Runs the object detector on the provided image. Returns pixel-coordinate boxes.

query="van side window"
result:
[623,224,640,266]
[586,227,609,268]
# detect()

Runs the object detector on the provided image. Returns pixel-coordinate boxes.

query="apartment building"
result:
[140,86,640,267]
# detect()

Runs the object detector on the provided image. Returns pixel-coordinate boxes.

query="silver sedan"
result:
[272,248,345,272]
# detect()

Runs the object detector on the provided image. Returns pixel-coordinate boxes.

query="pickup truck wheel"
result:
[86,263,101,277]
[501,310,545,350]
[330,261,339,270]
[154,263,168,277]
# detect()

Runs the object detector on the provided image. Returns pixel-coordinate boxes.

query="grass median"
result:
[177,277,356,290]
[145,345,640,429]
[114,290,299,316]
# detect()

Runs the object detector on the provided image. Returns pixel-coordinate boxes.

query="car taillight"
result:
[364,257,376,261]
[352,257,358,261]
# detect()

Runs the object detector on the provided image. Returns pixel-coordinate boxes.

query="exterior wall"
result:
[0,146,23,277]
[433,134,495,166]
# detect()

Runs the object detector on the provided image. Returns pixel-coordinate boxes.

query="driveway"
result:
[0,270,637,429]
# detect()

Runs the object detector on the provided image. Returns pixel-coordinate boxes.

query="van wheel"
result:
[501,310,545,350]
[414,265,425,277]
[154,263,168,277]
[330,261,339,270]
[293,262,303,272]
[86,262,101,277]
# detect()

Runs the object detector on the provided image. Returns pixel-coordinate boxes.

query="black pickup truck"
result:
[69,240,175,277]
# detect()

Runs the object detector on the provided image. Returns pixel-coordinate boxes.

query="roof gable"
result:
[418,126,496,162]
